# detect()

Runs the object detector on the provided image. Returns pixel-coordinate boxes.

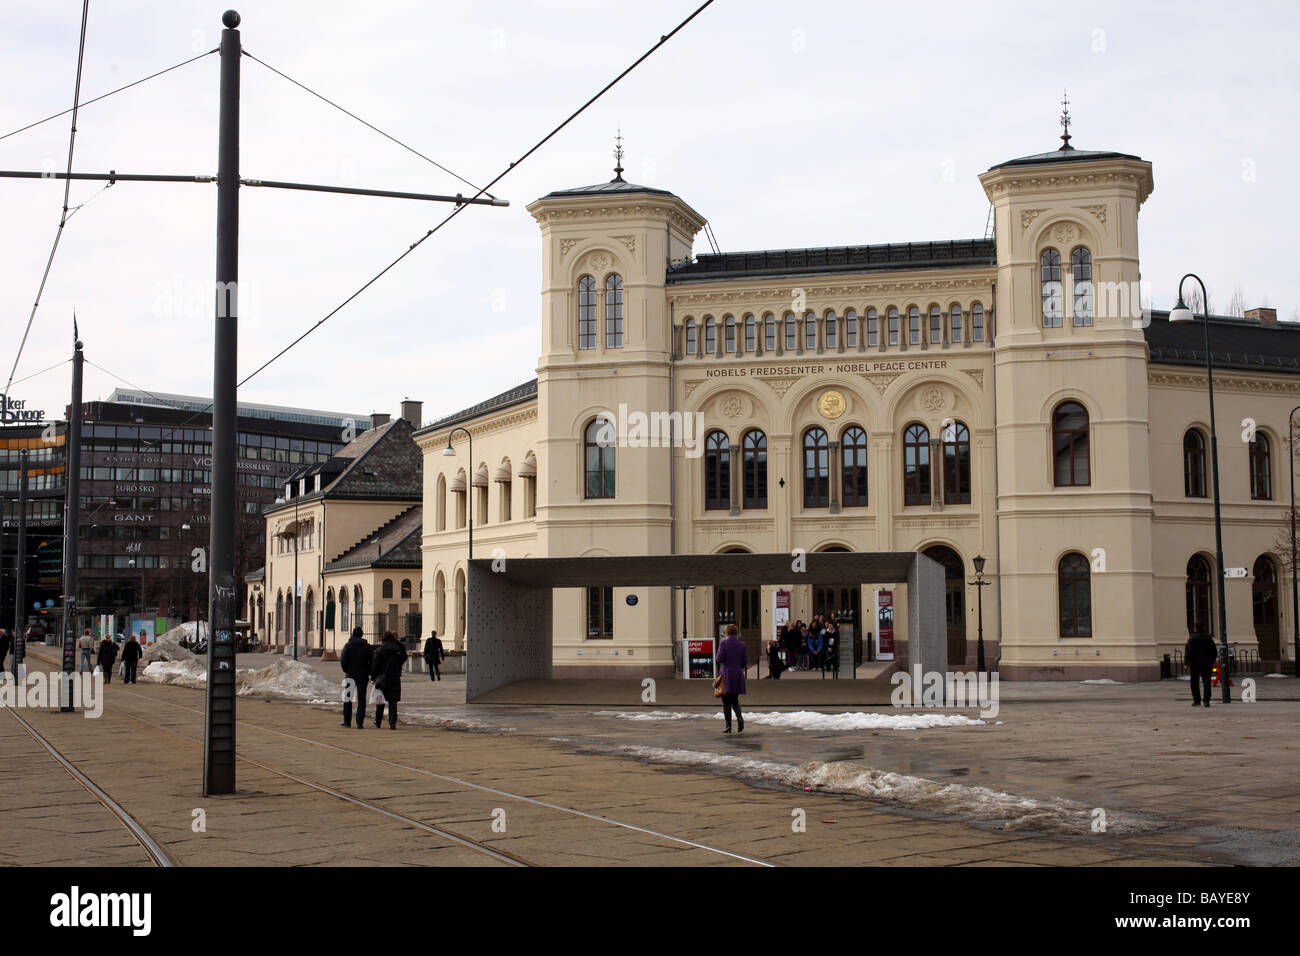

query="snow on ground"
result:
[1080,679,1124,684]
[593,710,986,730]
[141,657,337,701]
[574,741,1161,835]
[140,622,209,665]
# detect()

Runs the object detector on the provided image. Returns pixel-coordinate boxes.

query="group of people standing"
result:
[339,628,445,729]
[768,614,842,678]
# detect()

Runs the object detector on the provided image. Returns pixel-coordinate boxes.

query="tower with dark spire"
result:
[612,127,625,182]
[1059,91,1073,150]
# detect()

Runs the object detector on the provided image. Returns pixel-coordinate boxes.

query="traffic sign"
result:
[1223,567,1248,579]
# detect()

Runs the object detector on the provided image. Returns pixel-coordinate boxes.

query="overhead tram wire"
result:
[0,48,218,144]
[241,51,493,200]
[4,0,92,405]
[237,0,717,389]
[7,357,71,389]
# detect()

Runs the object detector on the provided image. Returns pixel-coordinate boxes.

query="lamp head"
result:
[973,554,986,575]
[1169,296,1195,323]
[442,443,456,457]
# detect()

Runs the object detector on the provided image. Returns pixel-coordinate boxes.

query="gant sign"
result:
[0,393,45,424]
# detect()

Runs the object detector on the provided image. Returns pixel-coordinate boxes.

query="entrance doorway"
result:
[1253,554,1280,662]
[923,545,966,665]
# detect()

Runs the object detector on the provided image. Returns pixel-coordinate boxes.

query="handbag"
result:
[369,685,387,705]
[712,673,726,698]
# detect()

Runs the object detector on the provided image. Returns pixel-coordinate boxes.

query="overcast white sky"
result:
[3,0,1298,426]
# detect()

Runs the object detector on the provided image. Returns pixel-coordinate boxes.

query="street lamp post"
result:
[1170,275,1231,703]
[971,554,991,673]
[1290,407,1300,678]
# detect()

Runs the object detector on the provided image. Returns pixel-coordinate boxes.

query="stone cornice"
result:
[979,158,1154,206]
[527,196,706,237]
[667,275,995,309]
[416,405,539,447]
[1149,370,1300,394]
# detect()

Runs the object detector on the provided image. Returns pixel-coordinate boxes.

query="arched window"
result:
[382,579,393,599]
[908,307,921,345]
[867,308,879,347]
[805,312,817,351]
[435,473,447,531]
[1184,429,1207,498]
[704,317,717,355]
[903,423,931,505]
[825,311,838,349]
[353,585,363,621]
[841,425,868,507]
[972,303,984,341]
[929,305,942,345]
[1071,247,1092,326]
[1058,553,1092,637]
[434,570,445,634]
[1041,249,1063,327]
[888,307,900,346]
[803,427,829,508]
[578,275,597,349]
[704,430,731,510]
[763,313,776,351]
[742,429,767,509]
[950,303,963,343]
[339,587,349,631]
[1250,433,1272,500]
[1186,555,1213,635]
[784,312,797,351]
[400,578,412,600]
[1253,555,1279,655]
[724,315,737,354]
[845,309,858,348]
[1052,401,1090,486]
[744,314,756,353]
[605,274,624,347]
[943,420,972,504]
[685,318,697,356]
[584,418,616,498]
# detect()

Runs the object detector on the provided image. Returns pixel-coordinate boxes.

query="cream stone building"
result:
[415,139,1299,681]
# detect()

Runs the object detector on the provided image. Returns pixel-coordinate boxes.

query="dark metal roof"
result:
[667,239,996,282]
[419,379,539,433]
[541,176,674,199]
[988,145,1142,171]
[1144,311,1300,374]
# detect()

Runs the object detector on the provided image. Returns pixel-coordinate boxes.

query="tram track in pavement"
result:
[3,705,177,867]
[18,647,774,866]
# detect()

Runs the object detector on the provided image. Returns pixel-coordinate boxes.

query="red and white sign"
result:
[774,590,790,640]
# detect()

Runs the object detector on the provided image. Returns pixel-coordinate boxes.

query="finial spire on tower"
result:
[1059,91,1073,150]
[612,126,625,182]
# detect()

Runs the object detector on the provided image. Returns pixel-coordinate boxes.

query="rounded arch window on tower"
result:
[1070,247,1093,326]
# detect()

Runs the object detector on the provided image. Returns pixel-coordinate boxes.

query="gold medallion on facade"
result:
[818,389,846,419]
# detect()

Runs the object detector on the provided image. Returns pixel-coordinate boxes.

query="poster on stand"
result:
[874,589,894,661]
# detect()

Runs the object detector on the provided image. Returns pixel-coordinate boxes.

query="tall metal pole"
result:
[13,447,29,671]
[204,9,241,795]
[1182,273,1232,704]
[975,572,986,674]
[1291,407,1300,678]
[59,340,84,711]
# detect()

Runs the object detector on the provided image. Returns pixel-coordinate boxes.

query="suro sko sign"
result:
[0,393,46,424]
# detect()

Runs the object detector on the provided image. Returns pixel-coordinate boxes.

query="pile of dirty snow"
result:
[140,657,338,702]
[140,622,208,664]
[142,658,208,687]
[594,709,986,730]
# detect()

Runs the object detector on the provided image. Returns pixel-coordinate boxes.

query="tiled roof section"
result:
[326,505,423,571]
[666,239,996,282]
[419,379,539,433]
[1144,311,1300,374]
[264,418,422,513]
[244,567,264,582]
[988,145,1142,170]
[541,177,675,199]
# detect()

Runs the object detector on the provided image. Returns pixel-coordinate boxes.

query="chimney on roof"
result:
[400,400,422,426]
[1245,307,1277,324]
[369,412,391,430]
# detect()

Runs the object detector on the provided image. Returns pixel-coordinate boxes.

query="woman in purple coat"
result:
[716,624,748,733]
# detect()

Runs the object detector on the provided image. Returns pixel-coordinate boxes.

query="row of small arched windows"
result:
[681,305,986,358]
[1041,246,1093,327]
[1183,429,1273,500]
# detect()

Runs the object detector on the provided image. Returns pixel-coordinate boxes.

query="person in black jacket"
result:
[96,637,119,685]
[1185,630,1218,707]
[767,639,785,679]
[370,631,408,729]
[339,627,373,728]
[422,630,445,681]
[0,629,11,679]
[121,634,143,684]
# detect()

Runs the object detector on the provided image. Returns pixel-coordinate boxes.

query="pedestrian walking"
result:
[1185,630,1218,707]
[0,628,11,679]
[423,629,445,681]
[370,631,408,729]
[96,636,119,685]
[78,628,95,673]
[339,626,373,728]
[121,633,143,684]
[717,623,748,733]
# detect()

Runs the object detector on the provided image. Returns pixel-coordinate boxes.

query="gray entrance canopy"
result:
[466,551,945,700]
